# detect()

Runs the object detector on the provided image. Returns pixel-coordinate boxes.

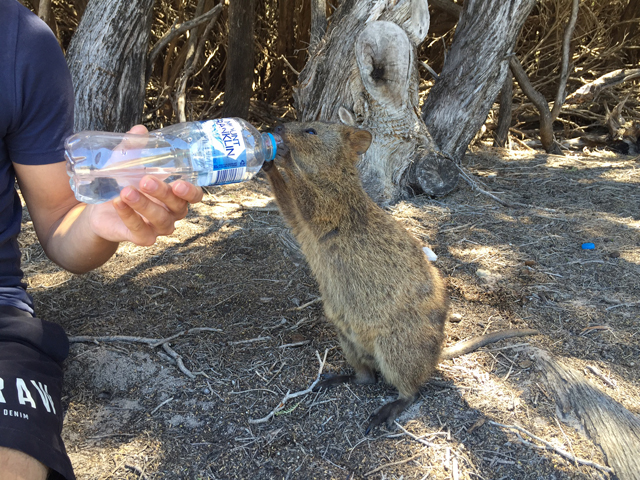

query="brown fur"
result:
[263,121,449,432]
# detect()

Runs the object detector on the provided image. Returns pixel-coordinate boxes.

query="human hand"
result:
[86,125,204,246]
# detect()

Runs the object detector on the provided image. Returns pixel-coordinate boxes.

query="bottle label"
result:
[199,118,248,185]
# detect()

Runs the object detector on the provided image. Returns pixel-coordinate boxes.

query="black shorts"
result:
[0,305,74,480]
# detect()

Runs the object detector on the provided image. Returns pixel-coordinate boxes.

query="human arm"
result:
[14,126,203,274]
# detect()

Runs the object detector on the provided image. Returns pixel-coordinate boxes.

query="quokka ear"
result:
[346,127,372,156]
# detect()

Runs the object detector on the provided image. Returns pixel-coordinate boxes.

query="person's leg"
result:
[0,446,48,480]
[0,306,74,480]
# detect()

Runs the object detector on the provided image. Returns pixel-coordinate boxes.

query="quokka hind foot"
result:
[313,371,411,434]
[365,395,416,434]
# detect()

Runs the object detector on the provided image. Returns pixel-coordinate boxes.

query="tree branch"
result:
[176,0,222,122]
[146,4,224,85]
[489,421,614,474]
[550,0,579,121]
[248,350,328,424]
[565,68,640,105]
[509,55,562,154]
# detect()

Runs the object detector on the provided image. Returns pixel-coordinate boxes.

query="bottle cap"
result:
[265,133,277,161]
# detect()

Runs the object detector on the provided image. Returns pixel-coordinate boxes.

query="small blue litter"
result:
[581,242,595,250]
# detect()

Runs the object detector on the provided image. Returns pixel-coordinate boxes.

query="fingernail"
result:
[174,181,189,196]
[123,188,140,202]
[142,177,158,192]
[113,198,127,210]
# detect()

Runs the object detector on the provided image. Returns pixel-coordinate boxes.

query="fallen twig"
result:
[455,164,521,208]
[393,421,441,449]
[586,365,617,388]
[289,297,322,311]
[364,450,427,477]
[489,421,614,474]
[125,463,149,480]
[150,396,174,415]
[455,164,563,213]
[228,335,271,346]
[162,343,205,379]
[248,349,328,424]
[278,341,310,348]
[68,327,222,347]
[67,328,222,379]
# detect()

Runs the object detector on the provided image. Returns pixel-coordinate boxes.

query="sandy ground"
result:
[20,144,639,479]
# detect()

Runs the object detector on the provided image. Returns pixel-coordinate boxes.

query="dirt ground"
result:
[19,143,639,479]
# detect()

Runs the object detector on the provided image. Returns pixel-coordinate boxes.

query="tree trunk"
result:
[493,75,513,148]
[66,0,155,132]
[221,0,256,118]
[422,0,536,162]
[295,0,536,203]
[37,0,58,40]
[310,0,327,53]
[266,0,296,100]
[528,347,640,480]
[295,0,456,203]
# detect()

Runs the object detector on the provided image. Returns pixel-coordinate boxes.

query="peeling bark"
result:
[310,0,327,53]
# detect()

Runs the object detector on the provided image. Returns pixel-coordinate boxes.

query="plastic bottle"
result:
[65,118,281,204]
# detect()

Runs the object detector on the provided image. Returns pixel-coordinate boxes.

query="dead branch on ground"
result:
[67,327,223,378]
[248,349,328,424]
[489,421,614,474]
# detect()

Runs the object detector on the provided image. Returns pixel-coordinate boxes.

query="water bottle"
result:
[65,118,281,204]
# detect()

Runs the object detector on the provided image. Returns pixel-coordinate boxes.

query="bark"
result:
[493,75,513,148]
[66,0,155,132]
[527,347,640,480]
[221,0,256,118]
[310,0,327,53]
[295,0,455,203]
[422,0,536,163]
[295,0,538,202]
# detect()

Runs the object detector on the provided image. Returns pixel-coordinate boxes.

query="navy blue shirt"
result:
[0,0,74,309]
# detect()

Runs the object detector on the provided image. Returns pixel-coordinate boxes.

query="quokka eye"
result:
[304,128,317,135]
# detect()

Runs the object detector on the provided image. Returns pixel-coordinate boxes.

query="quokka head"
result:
[273,122,372,179]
